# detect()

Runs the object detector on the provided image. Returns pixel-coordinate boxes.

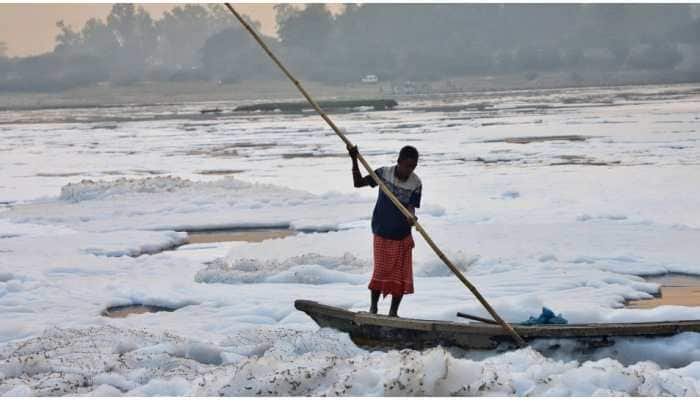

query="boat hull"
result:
[295,299,700,350]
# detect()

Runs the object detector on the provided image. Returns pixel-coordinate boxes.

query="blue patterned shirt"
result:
[367,166,422,240]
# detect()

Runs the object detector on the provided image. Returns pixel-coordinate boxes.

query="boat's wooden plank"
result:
[354,313,434,331]
[294,300,355,320]
[515,321,700,338]
[433,320,517,336]
[456,312,498,324]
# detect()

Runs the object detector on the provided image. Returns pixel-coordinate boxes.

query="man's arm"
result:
[406,206,417,226]
[348,145,374,188]
[406,185,421,226]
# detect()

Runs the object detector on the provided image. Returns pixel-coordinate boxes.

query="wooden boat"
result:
[200,108,223,114]
[234,99,398,113]
[295,299,700,350]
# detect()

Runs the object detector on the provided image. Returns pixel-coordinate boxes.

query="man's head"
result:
[396,145,418,179]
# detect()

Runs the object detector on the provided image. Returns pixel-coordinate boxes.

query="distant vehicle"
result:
[361,74,379,84]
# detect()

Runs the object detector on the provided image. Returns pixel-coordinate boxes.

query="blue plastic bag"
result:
[520,307,568,325]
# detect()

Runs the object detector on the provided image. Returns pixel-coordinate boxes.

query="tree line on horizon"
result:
[0,3,699,92]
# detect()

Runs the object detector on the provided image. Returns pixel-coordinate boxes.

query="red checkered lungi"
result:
[369,234,415,297]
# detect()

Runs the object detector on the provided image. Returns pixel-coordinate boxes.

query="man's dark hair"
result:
[398,145,419,161]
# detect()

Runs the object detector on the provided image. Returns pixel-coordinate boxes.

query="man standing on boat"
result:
[348,145,421,317]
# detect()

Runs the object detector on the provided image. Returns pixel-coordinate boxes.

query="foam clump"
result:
[171,342,224,365]
[7,175,371,232]
[5,325,700,395]
[414,251,479,277]
[195,252,368,284]
[127,377,193,396]
[59,176,196,202]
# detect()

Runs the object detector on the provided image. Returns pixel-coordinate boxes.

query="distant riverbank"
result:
[1,69,698,112]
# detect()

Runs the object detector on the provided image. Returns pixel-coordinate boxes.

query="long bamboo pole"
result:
[224,3,526,348]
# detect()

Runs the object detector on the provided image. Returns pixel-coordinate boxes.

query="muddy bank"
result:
[186,228,296,244]
[627,274,700,309]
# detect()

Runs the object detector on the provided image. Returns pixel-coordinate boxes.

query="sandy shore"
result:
[2,70,697,112]
[186,229,296,244]
[627,275,700,309]
[103,305,165,318]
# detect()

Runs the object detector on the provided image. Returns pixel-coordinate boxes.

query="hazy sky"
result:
[0,3,278,57]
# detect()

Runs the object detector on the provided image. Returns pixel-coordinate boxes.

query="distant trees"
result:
[0,42,9,78]
[0,3,698,92]
[628,43,684,70]
[52,4,156,84]
[276,4,332,50]
[0,4,235,90]
[0,52,107,92]
[155,4,238,70]
[262,3,695,83]
[200,26,278,83]
[669,18,700,44]
[50,4,245,83]
[106,4,157,83]
[272,4,335,81]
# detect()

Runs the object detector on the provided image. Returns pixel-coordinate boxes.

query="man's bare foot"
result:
[388,312,399,318]
[369,306,378,314]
